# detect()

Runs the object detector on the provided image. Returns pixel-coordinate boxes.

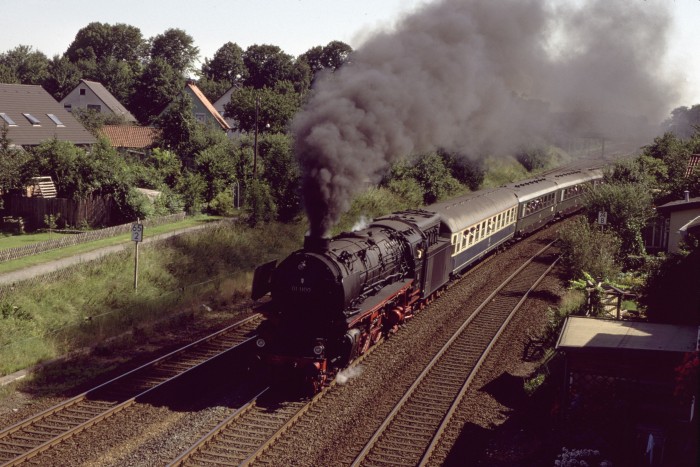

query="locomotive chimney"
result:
[304,234,330,252]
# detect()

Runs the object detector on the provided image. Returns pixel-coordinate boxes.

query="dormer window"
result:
[0,112,17,126]
[47,113,65,127]
[80,88,86,95]
[23,113,41,126]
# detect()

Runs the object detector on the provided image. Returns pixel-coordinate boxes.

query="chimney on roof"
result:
[685,190,690,202]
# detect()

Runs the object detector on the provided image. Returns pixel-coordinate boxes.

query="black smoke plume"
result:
[292,0,679,237]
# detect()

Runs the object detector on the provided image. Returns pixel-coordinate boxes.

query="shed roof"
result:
[657,197,700,213]
[556,316,699,353]
[0,83,96,146]
[99,125,160,149]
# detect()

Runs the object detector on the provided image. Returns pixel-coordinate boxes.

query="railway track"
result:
[169,240,559,467]
[0,314,262,466]
[169,343,379,467]
[349,240,559,467]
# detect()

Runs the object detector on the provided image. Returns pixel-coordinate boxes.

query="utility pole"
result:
[253,94,259,179]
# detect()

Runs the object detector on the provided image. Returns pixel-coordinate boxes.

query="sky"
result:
[1,0,699,110]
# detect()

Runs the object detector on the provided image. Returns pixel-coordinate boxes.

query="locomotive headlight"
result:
[255,338,266,348]
[313,344,325,356]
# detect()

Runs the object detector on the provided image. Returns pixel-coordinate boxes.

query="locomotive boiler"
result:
[252,210,448,391]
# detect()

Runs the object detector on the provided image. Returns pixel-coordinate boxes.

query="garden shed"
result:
[556,316,699,466]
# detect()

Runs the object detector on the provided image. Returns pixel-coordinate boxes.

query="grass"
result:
[0,219,305,376]
[0,215,220,274]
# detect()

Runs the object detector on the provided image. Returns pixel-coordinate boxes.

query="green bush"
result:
[208,190,236,217]
[558,217,621,281]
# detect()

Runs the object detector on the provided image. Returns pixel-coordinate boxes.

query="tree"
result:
[319,40,352,71]
[439,149,485,190]
[258,133,301,221]
[300,41,352,75]
[664,104,700,139]
[193,141,238,203]
[91,57,136,105]
[130,57,184,123]
[242,44,294,89]
[224,81,301,134]
[642,131,700,203]
[0,125,29,195]
[583,182,654,260]
[558,217,622,280]
[515,145,550,172]
[65,22,147,66]
[150,28,199,76]
[246,178,277,226]
[43,55,81,100]
[201,42,246,84]
[413,152,462,204]
[0,45,49,85]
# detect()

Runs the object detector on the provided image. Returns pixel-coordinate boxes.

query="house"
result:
[656,193,700,254]
[161,81,231,133]
[60,79,137,123]
[98,124,161,157]
[0,83,96,147]
[212,86,238,130]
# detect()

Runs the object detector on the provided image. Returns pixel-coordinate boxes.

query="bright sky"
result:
[2,0,699,109]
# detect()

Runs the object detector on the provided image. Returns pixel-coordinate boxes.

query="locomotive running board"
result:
[251,259,277,300]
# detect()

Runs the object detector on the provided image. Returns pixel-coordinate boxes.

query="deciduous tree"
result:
[150,28,199,76]
[0,45,49,85]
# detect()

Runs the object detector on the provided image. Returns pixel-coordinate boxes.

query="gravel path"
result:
[0,225,212,286]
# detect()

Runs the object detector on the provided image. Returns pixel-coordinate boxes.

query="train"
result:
[250,165,604,392]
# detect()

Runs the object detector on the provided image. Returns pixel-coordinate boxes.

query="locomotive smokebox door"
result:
[252,260,277,300]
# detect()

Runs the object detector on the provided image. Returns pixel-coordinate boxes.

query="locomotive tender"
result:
[251,166,603,391]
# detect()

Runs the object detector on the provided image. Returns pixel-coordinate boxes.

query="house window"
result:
[80,88,86,95]
[64,104,72,112]
[0,112,17,126]
[87,104,101,112]
[47,113,65,127]
[195,113,206,123]
[23,113,41,126]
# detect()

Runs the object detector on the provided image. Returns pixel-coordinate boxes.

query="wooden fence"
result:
[1,195,113,231]
[0,212,185,263]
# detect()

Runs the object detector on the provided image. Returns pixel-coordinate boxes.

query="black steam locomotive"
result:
[251,166,603,391]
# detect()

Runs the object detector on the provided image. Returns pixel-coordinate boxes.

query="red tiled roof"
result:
[99,125,161,149]
[686,154,700,177]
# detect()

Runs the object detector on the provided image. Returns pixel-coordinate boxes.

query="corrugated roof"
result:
[186,82,231,131]
[556,316,699,353]
[99,125,161,149]
[0,83,96,146]
[78,80,137,122]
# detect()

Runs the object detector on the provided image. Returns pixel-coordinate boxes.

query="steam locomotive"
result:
[251,166,603,392]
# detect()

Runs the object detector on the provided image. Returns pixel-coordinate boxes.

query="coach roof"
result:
[426,188,518,233]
